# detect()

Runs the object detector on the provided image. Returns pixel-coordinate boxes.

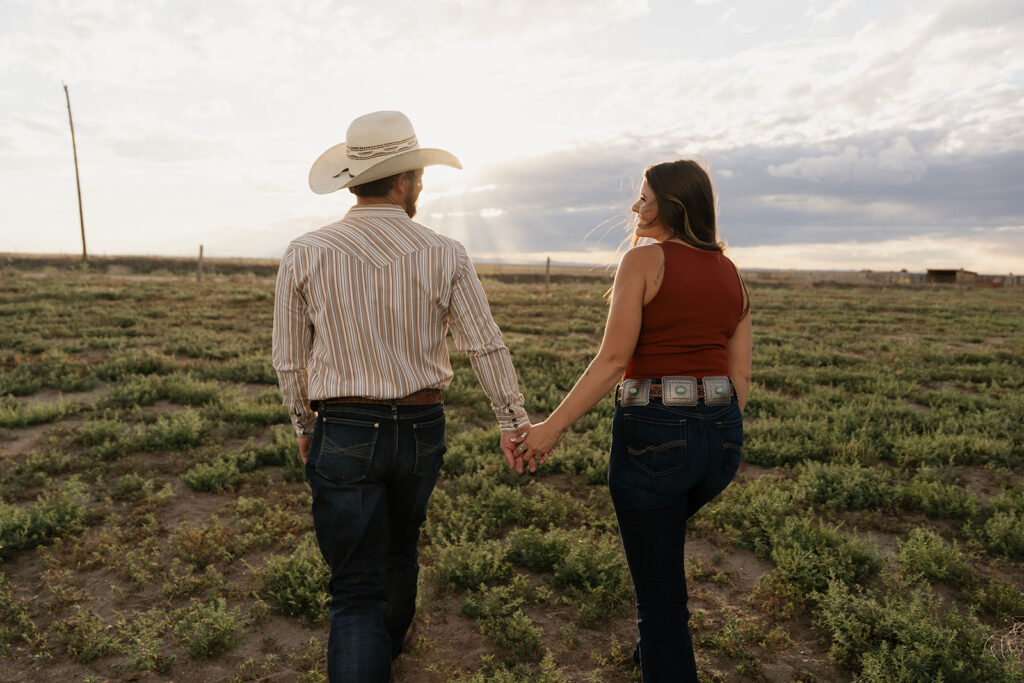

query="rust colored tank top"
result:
[624,241,744,379]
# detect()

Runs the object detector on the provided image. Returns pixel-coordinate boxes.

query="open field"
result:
[1,264,1023,681]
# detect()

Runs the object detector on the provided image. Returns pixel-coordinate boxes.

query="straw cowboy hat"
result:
[308,110,462,194]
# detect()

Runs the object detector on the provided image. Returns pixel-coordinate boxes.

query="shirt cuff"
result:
[496,406,530,432]
[291,407,318,437]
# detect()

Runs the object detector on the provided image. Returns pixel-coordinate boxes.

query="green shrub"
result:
[232,496,305,552]
[424,488,500,544]
[0,395,81,428]
[899,469,981,520]
[0,350,96,395]
[982,511,1024,560]
[796,461,893,511]
[0,573,42,658]
[173,598,242,659]
[161,560,227,600]
[195,355,277,384]
[256,534,329,620]
[102,373,222,408]
[110,473,157,502]
[112,607,176,673]
[769,518,880,598]
[505,526,573,573]
[552,532,632,625]
[461,576,543,660]
[170,518,234,569]
[10,449,71,487]
[972,577,1024,626]
[73,417,124,447]
[54,606,114,662]
[699,476,798,558]
[182,436,297,492]
[131,408,207,451]
[990,487,1024,516]
[895,527,973,587]
[0,478,91,560]
[214,392,289,426]
[429,540,512,590]
[182,455,246,492]
[97,350,179,381]
[439,427,502,477]
[701,611,770,663]
[816,581,1016,681]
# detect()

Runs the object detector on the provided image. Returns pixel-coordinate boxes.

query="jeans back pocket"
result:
[412,413,446,477]
[715,415,743,474]
[315,416,380,483]
[624,414,686,477]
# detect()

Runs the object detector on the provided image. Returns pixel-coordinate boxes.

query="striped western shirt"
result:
[272,204,528,435]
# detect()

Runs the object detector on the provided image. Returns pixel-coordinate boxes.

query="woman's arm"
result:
[727,310,752,414]
[515,247,653,458]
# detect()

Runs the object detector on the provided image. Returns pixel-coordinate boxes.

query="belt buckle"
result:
[619,379,651,406]
[702,376,732,406]
[662,376,699,406]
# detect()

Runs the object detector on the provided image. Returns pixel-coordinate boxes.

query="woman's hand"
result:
[511,419,563,469]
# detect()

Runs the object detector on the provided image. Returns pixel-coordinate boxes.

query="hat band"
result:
[347,135,417,161]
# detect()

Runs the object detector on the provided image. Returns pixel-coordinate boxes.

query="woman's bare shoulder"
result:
[620,243,664,269]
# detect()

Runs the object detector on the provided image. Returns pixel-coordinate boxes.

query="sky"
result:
[1,0,1023,273]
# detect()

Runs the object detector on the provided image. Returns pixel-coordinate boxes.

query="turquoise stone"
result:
[676,386,686,394]
[629,386,638,395]
[716,386,725,394]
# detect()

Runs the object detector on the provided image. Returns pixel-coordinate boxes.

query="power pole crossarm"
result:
[63,82,87,262]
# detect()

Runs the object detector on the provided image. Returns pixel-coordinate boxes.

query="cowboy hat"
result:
[308,110,462,194]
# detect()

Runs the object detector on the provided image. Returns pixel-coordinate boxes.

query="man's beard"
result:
[403,187,418,218]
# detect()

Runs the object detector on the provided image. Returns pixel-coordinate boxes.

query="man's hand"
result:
[500,424,531,473]
[298,435,312,464]
[510,419,560,467]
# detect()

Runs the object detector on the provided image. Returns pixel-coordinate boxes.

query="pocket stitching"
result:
[315,421,379,482]
[624,416,685,477]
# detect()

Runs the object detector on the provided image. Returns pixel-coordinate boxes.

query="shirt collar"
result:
[346,204,409,218]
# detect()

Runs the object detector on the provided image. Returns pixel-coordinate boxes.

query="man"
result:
[272,110,530,681]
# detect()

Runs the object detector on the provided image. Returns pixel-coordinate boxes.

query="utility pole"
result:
[63,82,87,262]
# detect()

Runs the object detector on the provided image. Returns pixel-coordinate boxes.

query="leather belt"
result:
[315,388,443,408]
[616,376,735,407]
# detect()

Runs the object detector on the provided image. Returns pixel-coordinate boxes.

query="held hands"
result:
[507,420,562,473]
[500,423,535,474]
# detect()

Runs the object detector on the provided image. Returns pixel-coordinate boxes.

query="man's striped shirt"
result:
[272,204,527,435]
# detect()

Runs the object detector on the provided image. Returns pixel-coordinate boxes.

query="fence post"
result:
[62,83,87,263]
[545,256,551,290]
[197,245,204,282]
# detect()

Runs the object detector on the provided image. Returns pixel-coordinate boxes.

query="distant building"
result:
[926,268,977,284]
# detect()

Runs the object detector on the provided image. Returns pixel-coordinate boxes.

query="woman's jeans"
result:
[305,402,446,683]
[609,397,743,682]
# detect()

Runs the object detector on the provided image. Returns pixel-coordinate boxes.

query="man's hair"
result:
[348,172,402,197]
[349,170,421,198]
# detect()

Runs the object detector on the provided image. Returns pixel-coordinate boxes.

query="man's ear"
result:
[387,172,411,203]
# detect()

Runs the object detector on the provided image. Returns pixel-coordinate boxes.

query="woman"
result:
[513,159,751,681]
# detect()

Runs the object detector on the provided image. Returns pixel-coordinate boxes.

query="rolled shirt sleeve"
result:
[272,247,318,436]
[447,251,529,431]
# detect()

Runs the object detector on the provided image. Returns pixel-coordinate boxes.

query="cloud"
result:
[808,0,858,23]
[415,0,650,41]
[767,136,927,184]
[183,100,234,119]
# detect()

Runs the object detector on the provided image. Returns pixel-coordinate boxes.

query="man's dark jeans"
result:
[306,402,446,682]
[608,397,743,682]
